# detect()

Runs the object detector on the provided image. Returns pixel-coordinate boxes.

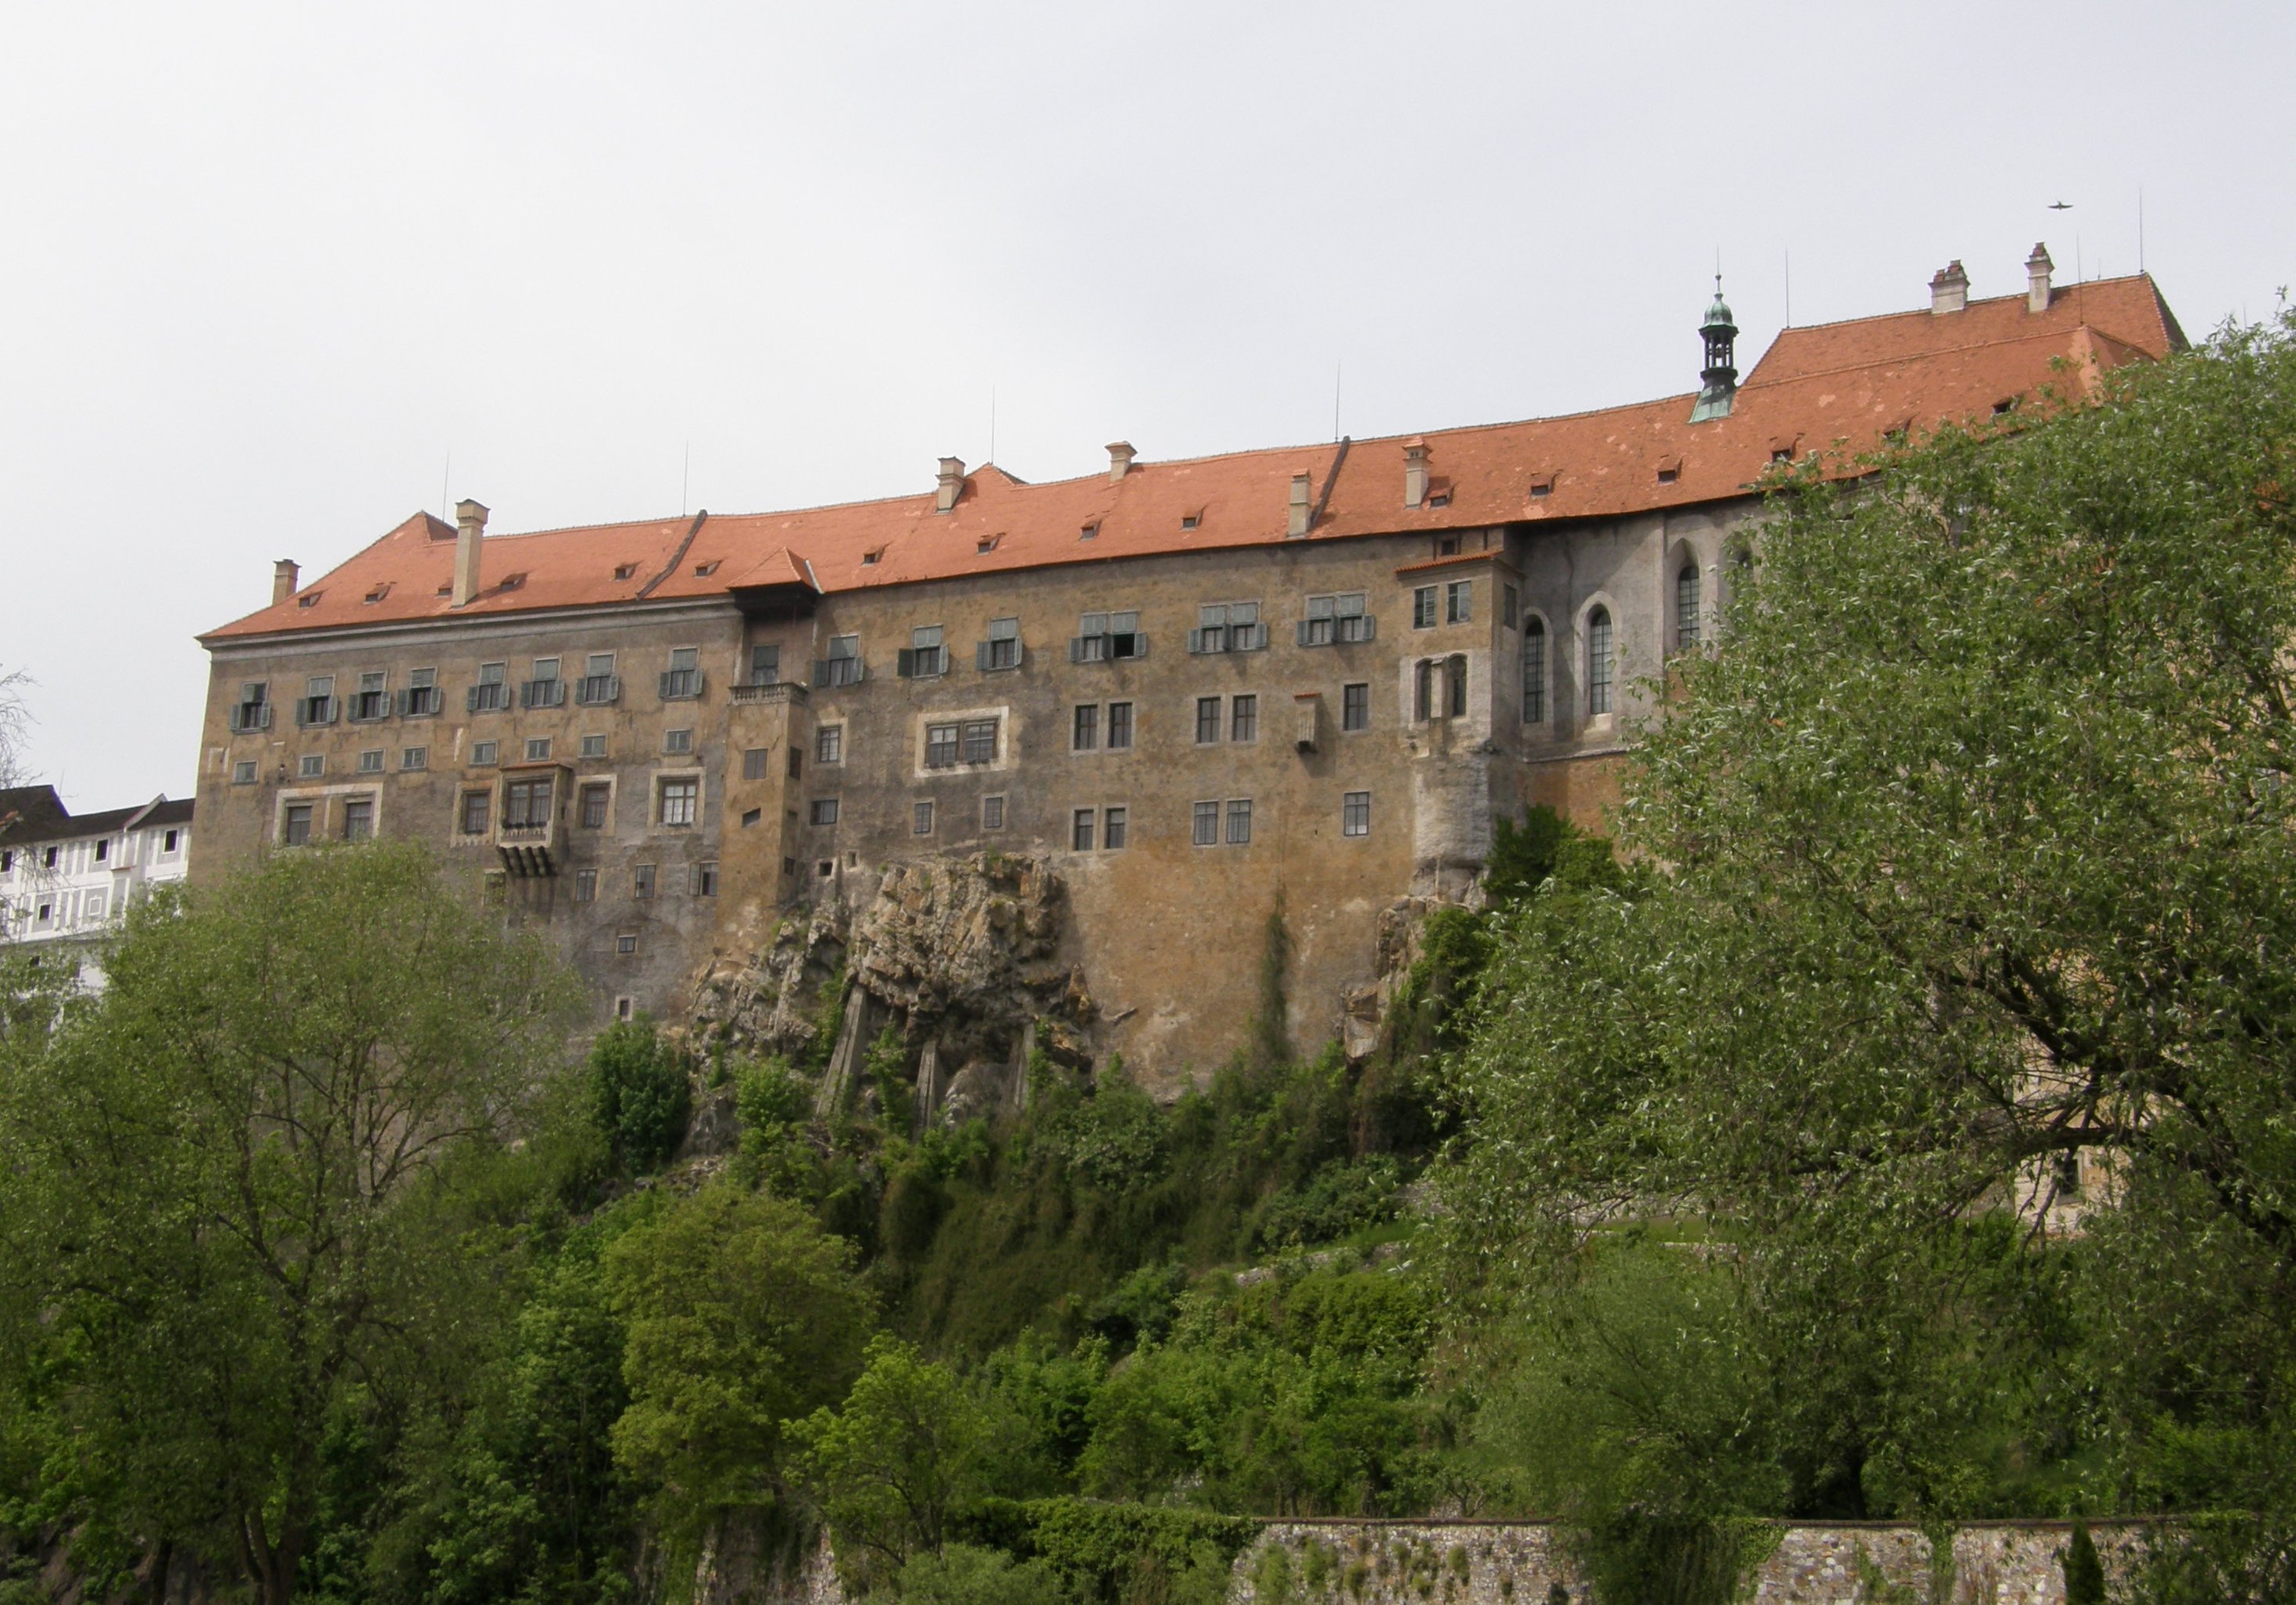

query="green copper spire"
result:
[1690,273,1739,423]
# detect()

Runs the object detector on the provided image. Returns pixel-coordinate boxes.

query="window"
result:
[1413,587,1438,629]
[1300,592,1373,646]
[1192,801,1219,846]
[982,795,1006,830]
[978,616,1021,671]
[659,777,699,826]
[615,933,638,956]
[1195,697,1221,745]
[577,653,620,706]
[1225,799,1253,845]
[503,776,553,829]
[743,747,769,781]
[947,720,989,763]
[1676,563,1701,650]
[359,749,384,774]
[1343,682,1369,731]
[1104,806,1128,849]
[1587,606,1614,715]
[472,740,499,766]
[1230,695,1257,742]
[574,868,596,903]
[1503,584,1519,629]
[914,801,935,835]
[1072,705,1100,751]
[1523,619,1547,726]
[899,626,947,679]
[1414,660,1434,722]
[1107,702,1133,750]
[350,671,389,721]
[1343,791,1371,837]
[581,734,608,759]
[664,728,694,756]
[1072,808,1096,851]
[788,745,803,779]
[233,760,257,784]
[525,738,553,762]
[401,667,441,717]
[817,725,844,764]
[299,675,338,727]
[230,680,272,732]
[299,754,325,778]
[810,799,840,827]
[691,861,718,895]
[926,723,960,768]
[523,659,566,709]
[1447,655,1468,718]
[1447,580,1472,624]
[1071,610,1145,662]
[748,644,781,685]
[660,646,703,699]
[1191,602,1264,653]
[580,782,611,828]
[342,798,374,842]
[163,828,180,853]
[743,808,762,827]
[284,803,313,845]
[633,864,656,899]
[470,662,510,713]
[460,791,491,835]
[815,634,864,688]
[401,747,427,770]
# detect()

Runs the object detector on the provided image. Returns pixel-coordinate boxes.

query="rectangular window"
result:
[1071,808,1095,852]
[1343,791,1371,837]
[300,675,338,727]
[472,740,498,767]
[359,749,384,774]
[660,645,702,699]
[664,728,694,756]
[234,760,257,784]
[402,667,441,717]
[914,800,935,835]
[1523,623,1547,726]
[574,868,596,903]
[926,723,960,768]
[163,829,179,853]
[350,670,389,721]
[581,734,608,759]
[299,754,324,778]
[900,626,948,679]
[1503,584,1520,629]
[1300,592,1372,646]
[1414,586,1439,629]
[659,777,699,826]
[693,862,719,895]
[342,798,374,842]
[1226,799,1253,845]
[634,864,656,899]
[1107,702,1133,750]
[979,616,1021,671]
[817,634,863,688]
[1195,696,1221,745]
[788,745,803,779]
[522,658,566,710]
[284,803,313,845]
[1071,609,1144,662]
[749,644,781,685]
[1104,806,1128,849]
[1072,704,1099,751]
[961,720,996,763]
[401,747,427,770]
[460,790,490,835]
[231,680,271,732]
[743,747,769,781]
[982,795,1006,831]
[810,798,840,827]
[503,777,554,828]
[1343,682,1369,731]
[817,725,844,764]
[1192,801,1219,847]
[580,782,610,829]
[470,661,510,713]
[1447,580,1472,623]
[1447,654,1468,718]
[1231,695,1257,742]
[1191,601,1263,653]
[616,932,638,955]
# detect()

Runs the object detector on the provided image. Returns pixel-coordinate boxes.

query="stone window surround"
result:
[908,704,1012,779]
[273,784,384,847]
[651,766,705,830]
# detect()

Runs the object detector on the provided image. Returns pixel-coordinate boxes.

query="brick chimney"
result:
[1107,441,1136,483]
[452,499,488,607]
[2026,243,2054,313]
[1929,259,1969,315]
[272,559,299,606]
[1287,472,1312,538]
[935,457,965,513]
[1404,439,1430,509]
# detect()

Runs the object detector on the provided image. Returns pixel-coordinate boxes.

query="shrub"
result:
[587,1017,692,1175]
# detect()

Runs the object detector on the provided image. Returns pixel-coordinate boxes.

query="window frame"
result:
[1343,791,1371,837]
[1342,682,1369,732]
[657,774,702,828]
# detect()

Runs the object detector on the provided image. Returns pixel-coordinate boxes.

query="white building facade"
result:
[0,788,195,964]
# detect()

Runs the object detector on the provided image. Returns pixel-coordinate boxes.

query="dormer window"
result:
[1655,457,1682,485]
[497,572,526,590]
[1529,473,1556,499]
[1079,523,1100,541]
[1180,511,1201,531]
[614,563,638,580]
[976,534,1003,554]
[694,559,721,576]
[298,592,322,607]
[363,583,392,604]
[863,548,885,566]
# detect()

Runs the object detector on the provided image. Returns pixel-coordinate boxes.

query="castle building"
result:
[191,256,2184,1077]
[0,786,195,974]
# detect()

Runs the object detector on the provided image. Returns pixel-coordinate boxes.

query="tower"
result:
[1689,276,1738,423]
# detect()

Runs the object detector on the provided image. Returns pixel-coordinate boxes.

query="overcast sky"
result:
[4,1,2291,808]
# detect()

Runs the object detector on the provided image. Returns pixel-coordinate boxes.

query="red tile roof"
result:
[203,274,2183,643]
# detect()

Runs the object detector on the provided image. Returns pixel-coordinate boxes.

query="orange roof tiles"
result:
[203,274,2183,643]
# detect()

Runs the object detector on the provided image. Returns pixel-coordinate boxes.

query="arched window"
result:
[1676,563,1701,650]
[1414,659,1434,722]
[1522,619,1547,727]
[1446,654,1468,718]
[1586,606,1614,715]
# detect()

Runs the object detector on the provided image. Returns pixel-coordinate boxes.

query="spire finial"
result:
[1690,276,1740,423]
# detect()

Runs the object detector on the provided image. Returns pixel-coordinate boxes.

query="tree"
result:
[0,842,580,1605]
[1443,313,2296,1520]
[587,1016,692,1175]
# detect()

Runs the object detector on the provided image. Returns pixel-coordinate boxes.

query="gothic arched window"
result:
[1676,563,1701,650]
[1523,619,1547,727]
[1587,606,1614,715]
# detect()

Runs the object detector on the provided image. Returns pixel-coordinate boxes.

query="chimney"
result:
[1287,471,1313,538]
[935,457,965,513]
[1929,259,1969,315]
[1403,439,1430,509]
[2026,243,2054,313]
[271,559,299,606]
[1107,441,1136,483]
[452,499,488,607]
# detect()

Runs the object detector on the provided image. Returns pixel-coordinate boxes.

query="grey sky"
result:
[4,1,2290,808]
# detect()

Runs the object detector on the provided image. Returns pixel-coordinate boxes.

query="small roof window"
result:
[1079,523,1099,541]
[1655,456,1683,484]
[976,534,1003,554]
[613,562,638,580]
[694,559,721,576]
[496,572,526,591]
[862,547,885,566]
[363,583,392,604]
[297,592,323,608]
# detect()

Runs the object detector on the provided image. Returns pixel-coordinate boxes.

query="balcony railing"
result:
[729,680,806,705]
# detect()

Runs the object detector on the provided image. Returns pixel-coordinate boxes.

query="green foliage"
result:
[2062,1517,2105,1605]
[1256,1156,1404,1251]
[1254,896,1293,1073]
[871,1544,1076,1605]
[588,1017,693,1177]
[2121,1514,2296,1603]
[871,1025,916,1133]
[960,1498,1261,1605]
